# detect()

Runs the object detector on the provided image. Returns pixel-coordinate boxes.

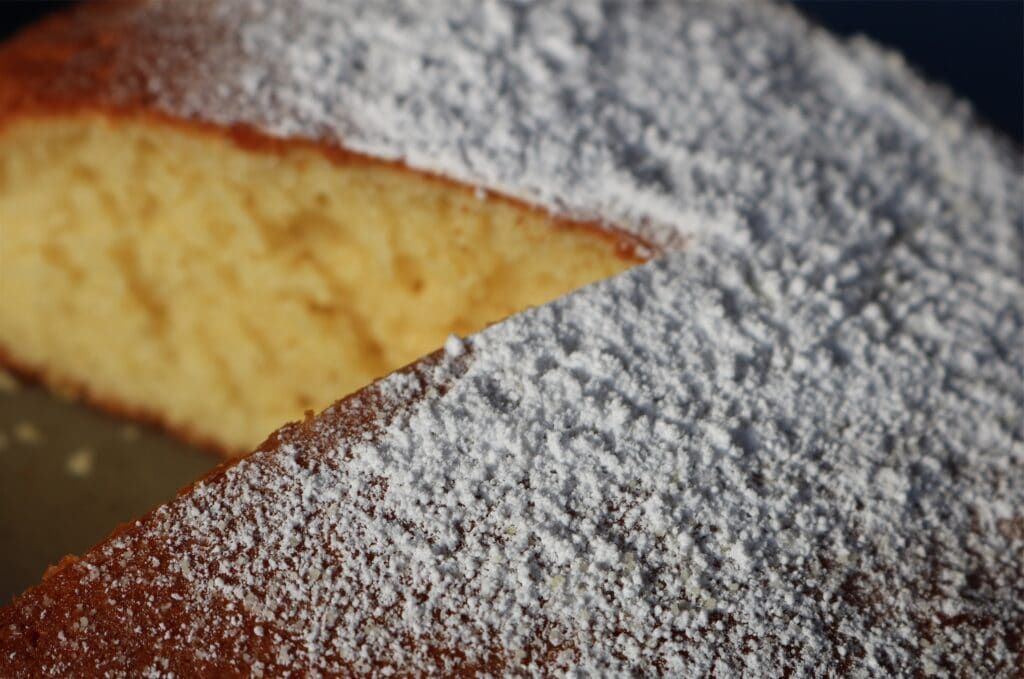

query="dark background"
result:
[796,1,1022,143]
[1,1,1022,142]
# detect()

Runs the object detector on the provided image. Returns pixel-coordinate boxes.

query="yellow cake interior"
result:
[0,115,635,453]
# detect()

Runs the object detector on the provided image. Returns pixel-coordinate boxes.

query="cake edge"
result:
[0,108,652,456]
[0,345,453,607]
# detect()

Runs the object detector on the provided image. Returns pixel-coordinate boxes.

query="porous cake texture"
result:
[0,116,633,453]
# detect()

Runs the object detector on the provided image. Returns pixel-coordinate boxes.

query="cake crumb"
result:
[65,447,97,478]
[121,424,141,442]
[13,421,43,445]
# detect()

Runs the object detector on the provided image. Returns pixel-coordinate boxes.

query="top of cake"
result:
[1,0,1022,676]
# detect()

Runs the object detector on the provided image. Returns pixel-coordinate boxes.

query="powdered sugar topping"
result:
[2,0,1022,675]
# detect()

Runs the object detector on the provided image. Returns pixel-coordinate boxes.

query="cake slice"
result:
[0,11,642,454]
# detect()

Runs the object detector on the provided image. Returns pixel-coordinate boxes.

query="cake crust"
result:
[0,352,460,676]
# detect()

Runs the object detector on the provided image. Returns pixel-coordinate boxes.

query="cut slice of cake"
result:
[0,0,651,456]
[0,113,640,454]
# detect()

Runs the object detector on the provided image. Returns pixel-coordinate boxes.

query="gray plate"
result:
[0,372,218,605]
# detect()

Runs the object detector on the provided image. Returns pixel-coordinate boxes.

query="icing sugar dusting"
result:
[443,334,466,359]
[1,0,1022,676]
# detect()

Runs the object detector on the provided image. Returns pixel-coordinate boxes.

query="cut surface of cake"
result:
[1,0,1022,676]
[0,113,638,453]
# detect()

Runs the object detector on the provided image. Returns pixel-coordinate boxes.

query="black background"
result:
[1,1,1021,142]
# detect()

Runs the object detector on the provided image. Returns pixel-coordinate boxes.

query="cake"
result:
[1,0,1022,676]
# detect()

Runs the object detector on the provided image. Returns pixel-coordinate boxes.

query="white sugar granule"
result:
[443,334,466,359]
